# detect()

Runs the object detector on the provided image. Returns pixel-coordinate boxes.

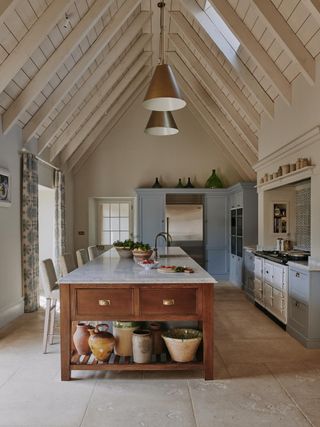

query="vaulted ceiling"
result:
[1,0,320,180]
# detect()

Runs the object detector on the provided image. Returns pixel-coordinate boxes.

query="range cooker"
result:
[253,250,310,265]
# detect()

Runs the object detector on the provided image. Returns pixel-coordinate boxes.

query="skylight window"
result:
[204,1,240,51]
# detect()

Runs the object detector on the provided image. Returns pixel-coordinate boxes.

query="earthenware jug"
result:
[88,324,115,362]
[132,329,152,363]
[73,323,93,355]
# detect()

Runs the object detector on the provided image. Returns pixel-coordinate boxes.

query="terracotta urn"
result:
[73,323,93,355]
[88,324,115,362]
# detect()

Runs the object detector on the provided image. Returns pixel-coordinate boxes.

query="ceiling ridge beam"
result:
[170,10,260,128]
[176,74,255,181]
[169,33,258,153]
[0,0,20,27]
[67,81,150,173]
[253,0,315,85]
[37,32,151,155]
[3,0,140,135]
[23,7,150,144]
[168,52,257,166]
[181,0,274,118]
[208,0,292,104]
[55,60,151,162]
[0,0,74,97]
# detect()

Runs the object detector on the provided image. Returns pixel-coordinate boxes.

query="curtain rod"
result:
[19,149,60,171]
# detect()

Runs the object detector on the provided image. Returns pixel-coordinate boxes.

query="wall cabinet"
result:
[287,265,320,348]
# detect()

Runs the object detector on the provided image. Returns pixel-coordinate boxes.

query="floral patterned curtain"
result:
[54,170,65,276]
[21,153,39,313]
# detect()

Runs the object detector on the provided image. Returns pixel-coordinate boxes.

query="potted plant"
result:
[132,241,153,262]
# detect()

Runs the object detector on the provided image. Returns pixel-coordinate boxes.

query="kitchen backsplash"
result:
[295,184,311,251]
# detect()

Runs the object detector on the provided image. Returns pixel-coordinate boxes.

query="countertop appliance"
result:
[254,250,310,265]
[165,194,204,267]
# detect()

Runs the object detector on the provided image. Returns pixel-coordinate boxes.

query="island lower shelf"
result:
[60,282,214,381]
[70,351,203,371]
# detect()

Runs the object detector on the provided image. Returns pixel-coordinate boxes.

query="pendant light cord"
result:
[158,2,165,65]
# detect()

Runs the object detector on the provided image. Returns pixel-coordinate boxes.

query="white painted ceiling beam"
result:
[169,34,258,153]
[304,0,320,25]
[253,0,315,85]
[37,32,151,155]
[175,72,255,181]
[23,7,149,144]
[67,81,150,173]
[168,52,257,166]
[0,0,20,26]
[181,0,274,118]
[54,60,151,162]
[0,0,74,97]
[208,0,292,105]
[170,11,260,128]
[4,0,140,135]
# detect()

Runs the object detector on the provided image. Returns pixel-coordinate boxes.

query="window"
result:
[98,199,133,245]
[204,1,240,52]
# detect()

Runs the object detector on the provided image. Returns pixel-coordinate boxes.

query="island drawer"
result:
[139,288,198,315]
[74,288,134,317]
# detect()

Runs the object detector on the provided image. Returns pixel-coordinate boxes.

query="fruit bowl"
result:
[138,260,159,270]
[132,249,153,263]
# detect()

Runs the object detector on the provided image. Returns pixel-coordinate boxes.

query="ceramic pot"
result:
[88,324,115,362]
[149,322,164,355]
[162,329,203,363]
[73,323,93,355]
[113,321,140,356]
[132,329,152,363]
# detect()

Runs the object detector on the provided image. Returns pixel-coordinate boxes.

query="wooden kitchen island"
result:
[59,247,216,381]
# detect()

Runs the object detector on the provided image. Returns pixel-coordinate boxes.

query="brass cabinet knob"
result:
[296,272,300,278]
[163,299,175,306]
[99,299,111,306]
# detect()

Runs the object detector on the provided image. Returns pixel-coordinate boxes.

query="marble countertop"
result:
[59,247,217,285]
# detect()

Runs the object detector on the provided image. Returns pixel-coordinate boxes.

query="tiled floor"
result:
[1,283,320,426]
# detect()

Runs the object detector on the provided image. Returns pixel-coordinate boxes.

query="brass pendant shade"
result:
[143,64,186,111]
[144,110,179,136]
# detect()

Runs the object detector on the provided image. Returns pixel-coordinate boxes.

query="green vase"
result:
[152,177,162,188]
[184,177,194,188]
[175,178,184,188]
[205,169,223,188]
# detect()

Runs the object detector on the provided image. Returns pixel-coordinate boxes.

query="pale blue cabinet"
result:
[205,194,229,280]
[137,191,165,246]
[287,265,320,348]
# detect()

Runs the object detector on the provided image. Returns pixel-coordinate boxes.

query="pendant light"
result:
[144,110,178,136]
[143,2,186,111]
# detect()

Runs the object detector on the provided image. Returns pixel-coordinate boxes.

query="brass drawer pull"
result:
[99,299,111,306]
[163,299,175,306]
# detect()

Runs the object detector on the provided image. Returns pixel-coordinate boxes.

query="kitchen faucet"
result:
[154,232,172,260]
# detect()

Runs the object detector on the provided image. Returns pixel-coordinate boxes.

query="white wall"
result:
[0,124,24,327]
[72,94,244,249]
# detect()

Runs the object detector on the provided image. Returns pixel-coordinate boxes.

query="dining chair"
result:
[40,259,59,354]
[76,248,89,267]
[88,245,99,261]
[59,253,76,276]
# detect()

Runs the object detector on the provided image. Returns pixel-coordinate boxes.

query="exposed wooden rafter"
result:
[169,34,258,153]
[0,0,74,101]
[208,0,292,105]
[37,32,151,155]
[54,59,151,162]
[170,10,260,128]
[303,0,320,26]
[181,0,274,118]
[168,52,257,166]
[253,0,315,85]
[23,1,146,144]
[68,81,150,173]
[2,0,120,134]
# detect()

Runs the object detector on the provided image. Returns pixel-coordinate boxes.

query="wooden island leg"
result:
[60,285,71,381]
[202,284,214,380]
